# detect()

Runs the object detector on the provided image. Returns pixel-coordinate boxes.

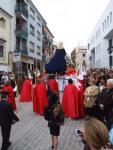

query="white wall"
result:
[0,0,16,52]
[88,0,113,68]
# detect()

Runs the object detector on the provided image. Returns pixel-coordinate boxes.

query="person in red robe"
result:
[77,85,85,118]
[3,81,16,110]
[33,77,48,115]
[20,76,32,102]
[62,78,80,119]
[48,75,59,95]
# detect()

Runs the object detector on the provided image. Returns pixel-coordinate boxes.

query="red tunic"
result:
[33,82,48,115]
[20,79,32,102]
[48,79,59,93]
[77,85,85,118]
[62,84,79,119]
[3,85,17,110]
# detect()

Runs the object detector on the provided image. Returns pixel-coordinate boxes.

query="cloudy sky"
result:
[32,0,110,54]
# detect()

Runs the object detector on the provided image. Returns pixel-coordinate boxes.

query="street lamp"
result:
[107,47,113,69]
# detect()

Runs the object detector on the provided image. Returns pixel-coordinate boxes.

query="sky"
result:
[32,0,111,54]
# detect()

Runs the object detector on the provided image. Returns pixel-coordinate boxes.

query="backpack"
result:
[44,101,64,125]
[53,101,64,125]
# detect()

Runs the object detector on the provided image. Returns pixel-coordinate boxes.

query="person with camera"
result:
[44,90,64,150]
[78,118,109,150]
[0,91,19,150]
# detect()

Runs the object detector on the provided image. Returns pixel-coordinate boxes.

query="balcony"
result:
[16,24,28,40]
[15,4,28,19]
[15,47,28,56]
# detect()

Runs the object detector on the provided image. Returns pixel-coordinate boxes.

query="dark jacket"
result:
[96,88,113,112]
[95,88,113,125]
[0,100,19,126]
[44,91,64,127]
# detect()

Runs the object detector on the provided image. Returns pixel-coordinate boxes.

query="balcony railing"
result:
[15,47,28,56]
[16,24,28,40]
[15,4,28,18]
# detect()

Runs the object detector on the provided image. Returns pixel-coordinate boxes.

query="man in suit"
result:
[0,91,19,150]
[94,79,113,127]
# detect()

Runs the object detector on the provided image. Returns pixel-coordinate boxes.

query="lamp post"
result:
[107,47,113,69]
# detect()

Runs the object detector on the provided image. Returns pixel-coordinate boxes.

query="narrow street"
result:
[0,101,84,150]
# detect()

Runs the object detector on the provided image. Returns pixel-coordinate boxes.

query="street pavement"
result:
[0,101,85,150]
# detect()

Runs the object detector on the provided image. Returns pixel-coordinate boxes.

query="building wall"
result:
[0,0,16,53]
[28,0,43,64]
[87,0,113,69]
[0,0,16,71]
[71,47,87,68]
[76,49,87,67]
[0,0,53,71]
[0,9,12,71]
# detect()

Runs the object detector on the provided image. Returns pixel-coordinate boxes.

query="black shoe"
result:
[51,145,54,149]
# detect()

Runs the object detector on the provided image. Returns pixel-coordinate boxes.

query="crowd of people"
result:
[0,68,113,150]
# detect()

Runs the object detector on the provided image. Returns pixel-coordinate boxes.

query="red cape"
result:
[78,79,85,89]
[62,84,79,118]
[48,79,59,93]
[33,86,37,113]
[3,85,16,110]
[78,85,85,118]
[33,82,48,115]
[20,79,32,102]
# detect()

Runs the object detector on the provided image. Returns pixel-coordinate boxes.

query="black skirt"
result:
[49,124,60,136]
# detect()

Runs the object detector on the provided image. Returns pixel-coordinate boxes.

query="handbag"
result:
[84,86,99,108]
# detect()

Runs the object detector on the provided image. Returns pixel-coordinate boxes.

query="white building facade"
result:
[87,0,113,69]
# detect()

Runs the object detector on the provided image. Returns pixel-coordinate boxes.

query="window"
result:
[37,31,41,41]
[0,40,5,57]
[37,46,41,55]
[107,16,109,26]
[96,46,97,53]
[0,17,6,28]
[0,45,4,57]
[83,54,85,57]
[88,44,90,50]
[98,28,100,37]
[98,44,100,52]
[109,39,112,48]
[105,19,106,29]
[29,41,34,53]
[103,23,104,31]
[30,8,35,20]
[110,12,112,23]
[37,16,41,27]
[96,31,98,39]
[30,24,35,36]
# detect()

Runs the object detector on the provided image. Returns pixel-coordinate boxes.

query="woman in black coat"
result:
[44,90,64,150]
